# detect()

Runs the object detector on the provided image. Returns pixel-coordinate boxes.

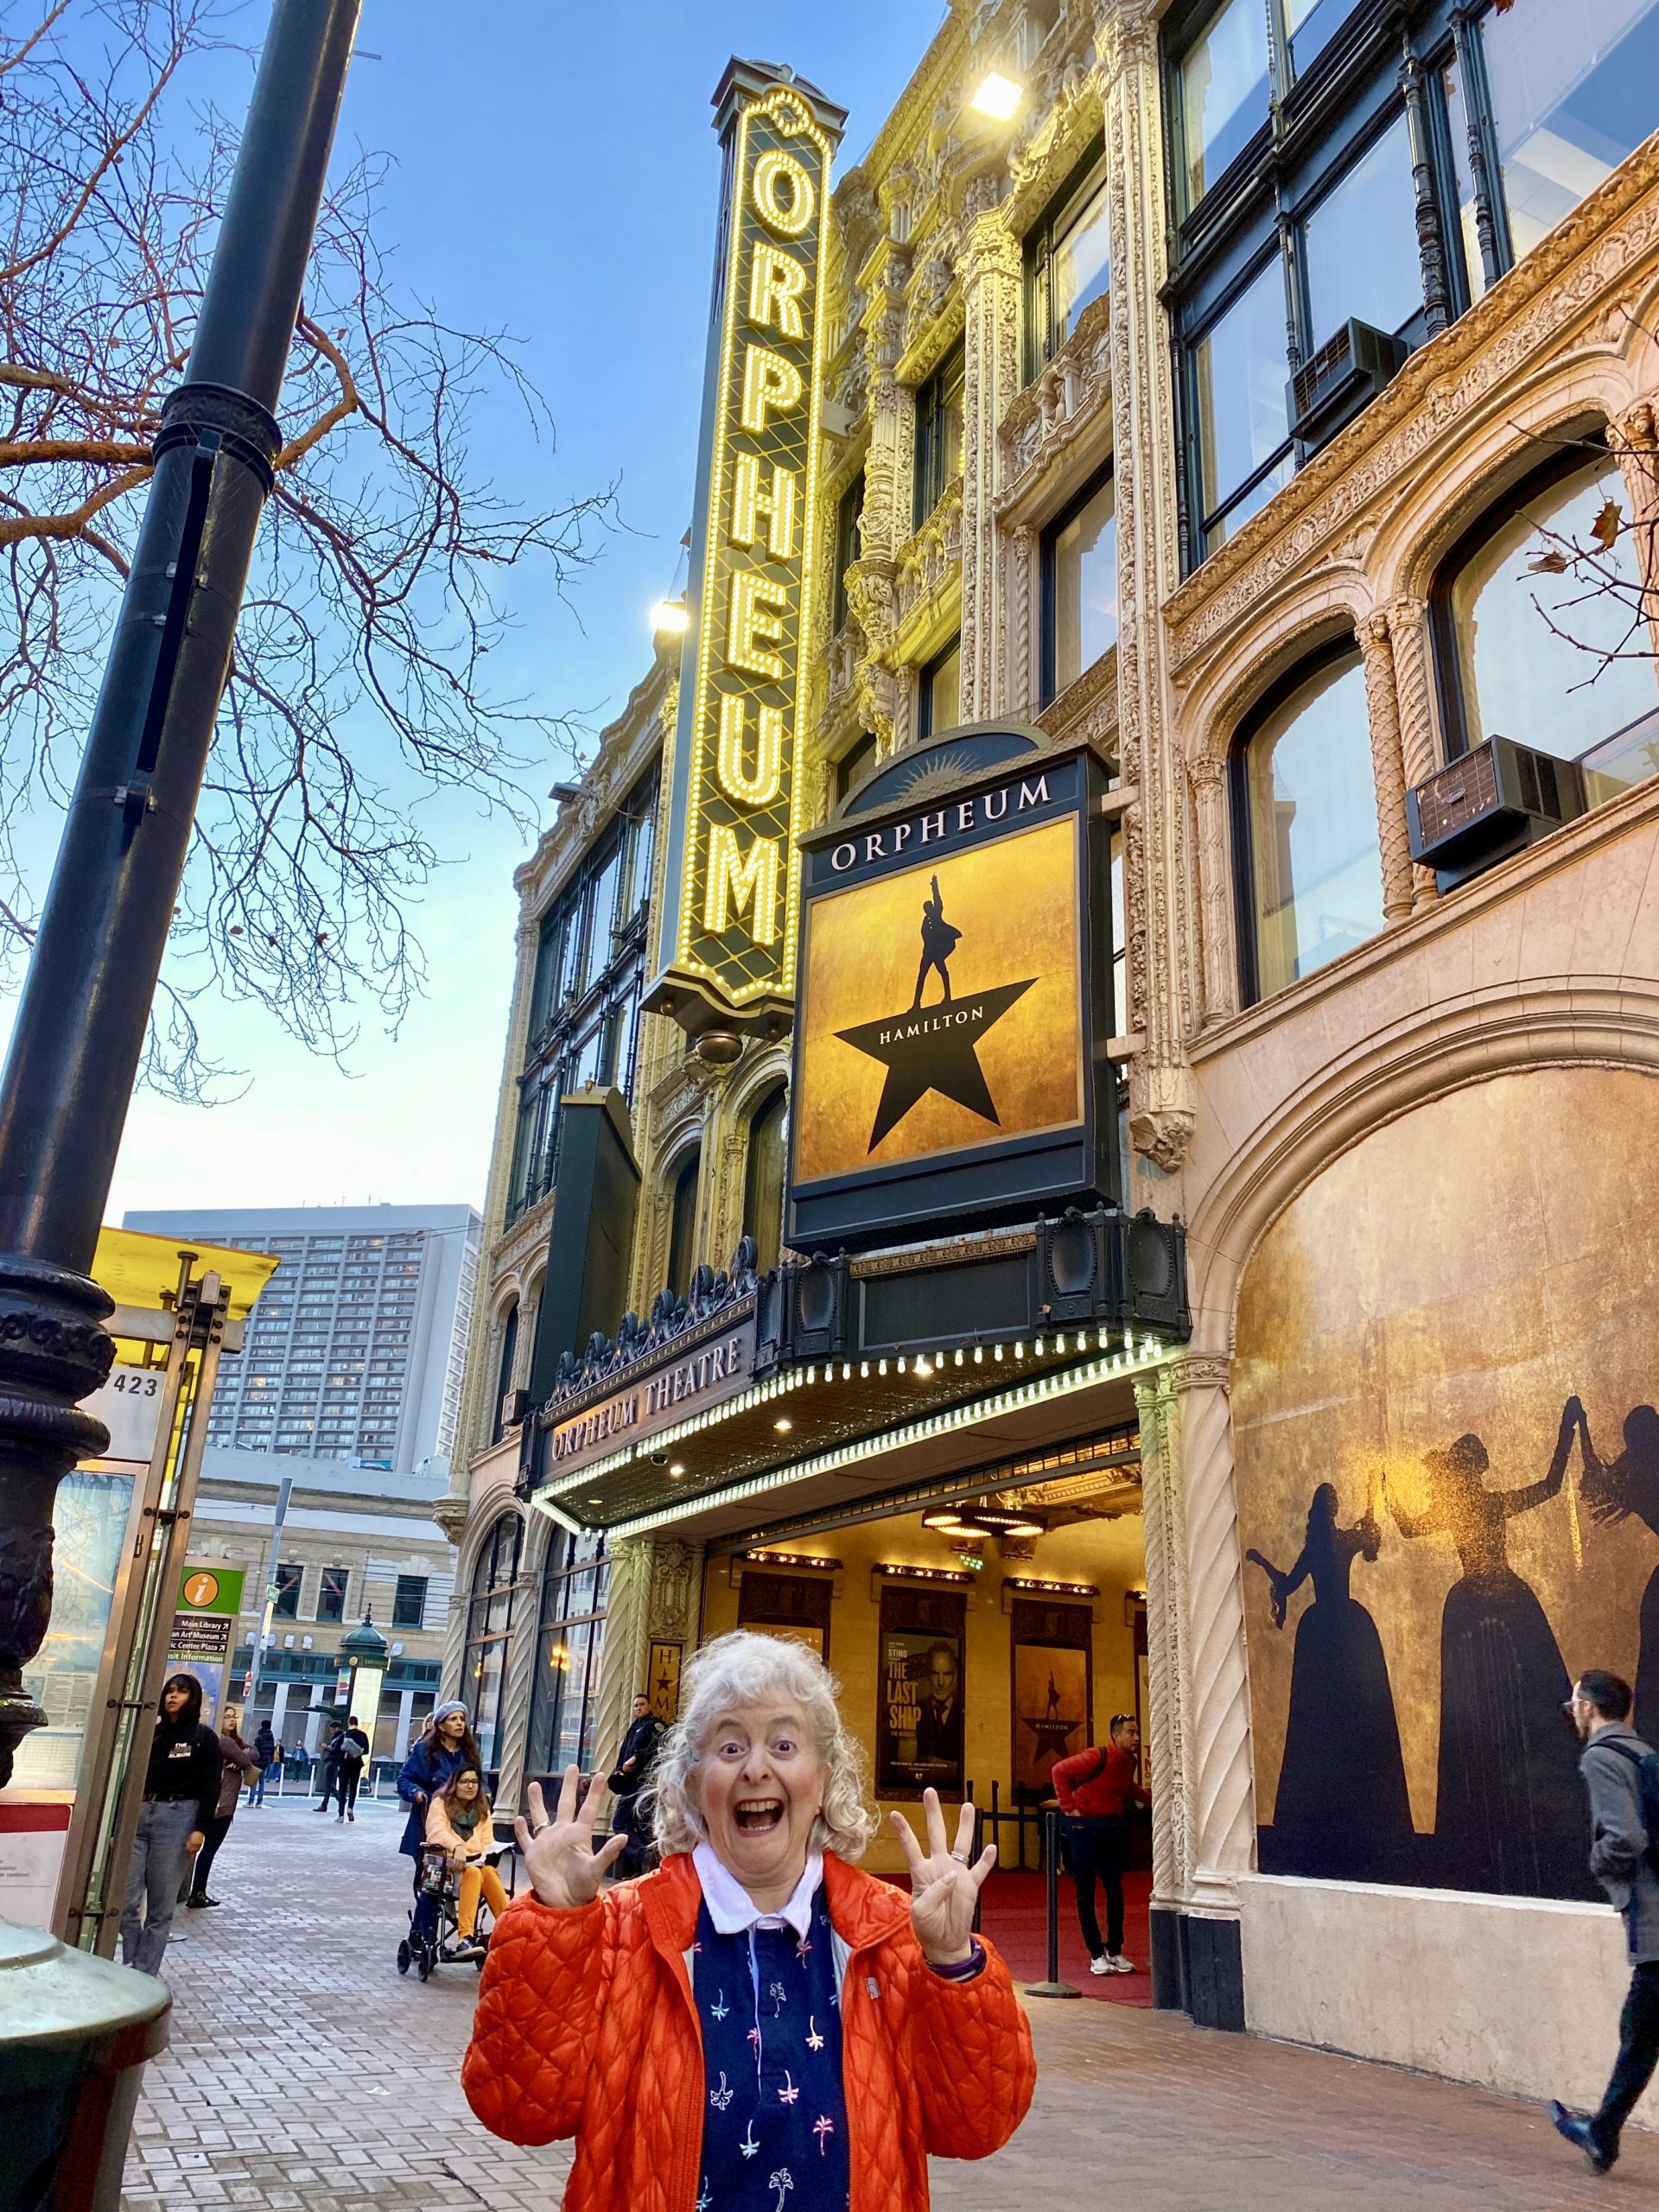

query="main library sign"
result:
[649,60,846,1045]
[787,724,1120,1253]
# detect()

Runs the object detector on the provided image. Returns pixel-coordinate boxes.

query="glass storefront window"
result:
[1194,257,1293,553]
[1180,0,1271,207]
[1301,115,1423,346]
[526,1530,609,1781]
[1043,469,1118,702]
[1440,452,1659,805]
[1235,648,1385,1000]
[1482,0,1659,265]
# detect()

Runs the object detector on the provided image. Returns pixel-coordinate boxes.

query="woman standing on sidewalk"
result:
[426,1764,509,1959]
[119,1672,220,1977]
[187,1705,259,1910]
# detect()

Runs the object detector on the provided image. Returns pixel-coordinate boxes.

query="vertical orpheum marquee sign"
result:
[648,61,846,1047]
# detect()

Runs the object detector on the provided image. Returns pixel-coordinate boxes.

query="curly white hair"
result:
[649,1629,879,1860]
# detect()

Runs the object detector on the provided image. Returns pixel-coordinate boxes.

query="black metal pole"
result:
[0,0,360,1786]
[1025,1808,1080,1999]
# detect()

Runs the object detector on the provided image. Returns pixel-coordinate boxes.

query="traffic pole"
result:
[0,0,361,1789]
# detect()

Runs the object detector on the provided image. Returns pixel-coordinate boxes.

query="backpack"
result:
[340,1734,367,1768]
[1597,1738,1659,1872]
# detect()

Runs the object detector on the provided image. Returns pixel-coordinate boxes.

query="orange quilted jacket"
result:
[463,1851,1036,2212]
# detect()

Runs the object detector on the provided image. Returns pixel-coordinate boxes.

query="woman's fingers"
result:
[969,1842,998,1890]
[888,1808,925,1872]
[594,1831,628,1874]
[555,1764,582,1824]
[951,1800,976,1860]
[525,1779,549,1834]
[922,1785,949,1860]
[578,1768,610,1833]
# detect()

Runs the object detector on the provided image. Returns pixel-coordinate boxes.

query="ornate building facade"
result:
[443,0,1659,2113]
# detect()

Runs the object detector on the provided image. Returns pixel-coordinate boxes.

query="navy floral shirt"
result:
[692,1883,849,2212]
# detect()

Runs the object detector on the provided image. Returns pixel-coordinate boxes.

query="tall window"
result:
[392,1575,428,1630]
[509,763,659,1224]
[836,731,879,804]
[833,471,864,633]
[667,1148,701,1298]
[1025,141,1111,378]
[316,1567,348,1624]
[272,1562,302,1620]
[1041,467,1118,703]
[463,1512,524,1772]
[743,1088,789,1274]
[1165,0,1659,573]
[918,637,961,741]
[1231,644,1385,1002]
[912,342,964,531]
[490,1300,519,1444]
[525,1530,609,1782]
[1433,445,1659,808]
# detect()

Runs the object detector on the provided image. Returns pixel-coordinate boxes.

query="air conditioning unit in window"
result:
[499,1387,529,1433]
[1288,319,1411,453]
[1406,734,1586,889]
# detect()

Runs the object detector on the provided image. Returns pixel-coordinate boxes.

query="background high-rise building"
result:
[124,1203,480,1471]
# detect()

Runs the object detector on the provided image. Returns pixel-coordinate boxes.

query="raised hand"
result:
[890,1789,995,1966]
[514,1765,626,1910]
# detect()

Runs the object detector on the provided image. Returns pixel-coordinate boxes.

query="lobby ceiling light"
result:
[970,71,1022,121]
[774,1417,793,1433]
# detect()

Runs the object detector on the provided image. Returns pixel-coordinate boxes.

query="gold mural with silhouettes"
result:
[1234,1066,1659,1899]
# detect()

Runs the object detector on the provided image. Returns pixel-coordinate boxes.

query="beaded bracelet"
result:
[928,1938,986,1982]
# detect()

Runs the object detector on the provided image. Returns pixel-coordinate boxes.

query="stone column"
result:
[593,1536,705,1786]
[958,188,1020,719]
[1359,611,1415,924]
[1381,594,1440,910]
[1100,1,1198,1173]
[1187,753,1236,1026]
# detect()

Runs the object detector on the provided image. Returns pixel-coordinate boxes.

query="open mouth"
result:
[734,1798,785,1834]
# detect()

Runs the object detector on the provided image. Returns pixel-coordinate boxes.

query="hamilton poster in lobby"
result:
[1234,1066,1659,1903]
[792,815,1084,1187]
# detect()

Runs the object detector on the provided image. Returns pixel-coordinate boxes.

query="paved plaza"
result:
[120,1789,1656,2211]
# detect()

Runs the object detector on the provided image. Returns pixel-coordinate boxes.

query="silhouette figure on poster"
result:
[1044,1670,1063,1723]
[1246,1479,1415,1881]
[912,874,962,1009]
[1573,1396,1659,1736]
[1384,1409,1592,1899]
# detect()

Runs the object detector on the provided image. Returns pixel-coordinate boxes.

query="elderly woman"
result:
[463,1630,1034,2211]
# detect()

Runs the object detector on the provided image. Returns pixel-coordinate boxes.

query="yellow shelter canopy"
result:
[92,1225,280,1320]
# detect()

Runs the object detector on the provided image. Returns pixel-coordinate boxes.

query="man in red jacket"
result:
[1052,1714,1151,1975]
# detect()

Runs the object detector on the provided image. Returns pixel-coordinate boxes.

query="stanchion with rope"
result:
[1024,1807,1080,1998]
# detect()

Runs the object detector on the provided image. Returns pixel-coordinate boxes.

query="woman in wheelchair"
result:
[425,1764,509,1961]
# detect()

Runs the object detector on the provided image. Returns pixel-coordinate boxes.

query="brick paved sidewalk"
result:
[121,1792,1653,2211]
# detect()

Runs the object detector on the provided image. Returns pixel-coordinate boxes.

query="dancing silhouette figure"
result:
[1573,1395,1659,1734]
[912,874,962,1009]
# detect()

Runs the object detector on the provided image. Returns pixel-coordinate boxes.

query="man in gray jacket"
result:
[1552,1669,1659,2171]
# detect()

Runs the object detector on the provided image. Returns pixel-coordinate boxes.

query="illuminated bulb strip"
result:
[601,1341,1168,1541]
[539,1369,809,1501]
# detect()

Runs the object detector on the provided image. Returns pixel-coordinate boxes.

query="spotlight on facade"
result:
[970,71,1022,121]
[650,597,690,635]
[773,1417,793,1433]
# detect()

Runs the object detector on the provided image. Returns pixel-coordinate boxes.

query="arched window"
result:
[666,1147,701,1296]
[525,1528,610,1785]
[1434,445,1659,807]
[1231,643,1384,1003]
[489,1300,519,1444]
[743,1087,789,1274]
[462,1511,523,1773]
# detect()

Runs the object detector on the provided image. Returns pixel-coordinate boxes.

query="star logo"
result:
[836,979,1035,1151]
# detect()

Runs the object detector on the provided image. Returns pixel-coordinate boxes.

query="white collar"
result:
[693,1841,823,1940]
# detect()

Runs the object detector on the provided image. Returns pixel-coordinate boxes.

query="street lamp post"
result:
[0,0,362,1788]
[339,1612,389,1766]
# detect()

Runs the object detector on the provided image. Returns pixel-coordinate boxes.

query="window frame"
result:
[1039,461,1117,707]
[391,1574,428,1630]
[463,1511,524,1771]
[666,1146,702,1298]
[833,470,864,634]
[525,1529,609,1783]
[272,1562,302,1620]
[912,340,965,534]
[742,1085,789,1275]
[1023,137,1110,382]
[918,635,962,741]
[315,1565,349,1624]
[1227,632,1371,1008]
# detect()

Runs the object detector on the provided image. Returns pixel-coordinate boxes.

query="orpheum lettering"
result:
[828,772,1059,874]
[545,1320,758,1487]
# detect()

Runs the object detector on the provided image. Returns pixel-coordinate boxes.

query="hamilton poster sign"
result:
[787,723,1118,1252]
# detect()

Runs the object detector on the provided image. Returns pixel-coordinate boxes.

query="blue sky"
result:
[90,1,940,1219]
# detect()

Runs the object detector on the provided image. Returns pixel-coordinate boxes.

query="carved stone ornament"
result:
[646,1539,696,1643]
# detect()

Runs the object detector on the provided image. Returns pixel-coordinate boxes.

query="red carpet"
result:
[973,1868,1154,2005]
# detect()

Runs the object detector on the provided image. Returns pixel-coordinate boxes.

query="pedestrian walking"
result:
[463,1630,1035,2212]
[607,1692,666,1878]
[1552,1669,1659,2171]
[188,1705,259,1908]
[250,1718,276,1805]
[335,1714,371,1821]
[1052,1713,1152,1976]
[118,1672,220,1978]
[315,1722,346,1815]
[427,1764,510,1960]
